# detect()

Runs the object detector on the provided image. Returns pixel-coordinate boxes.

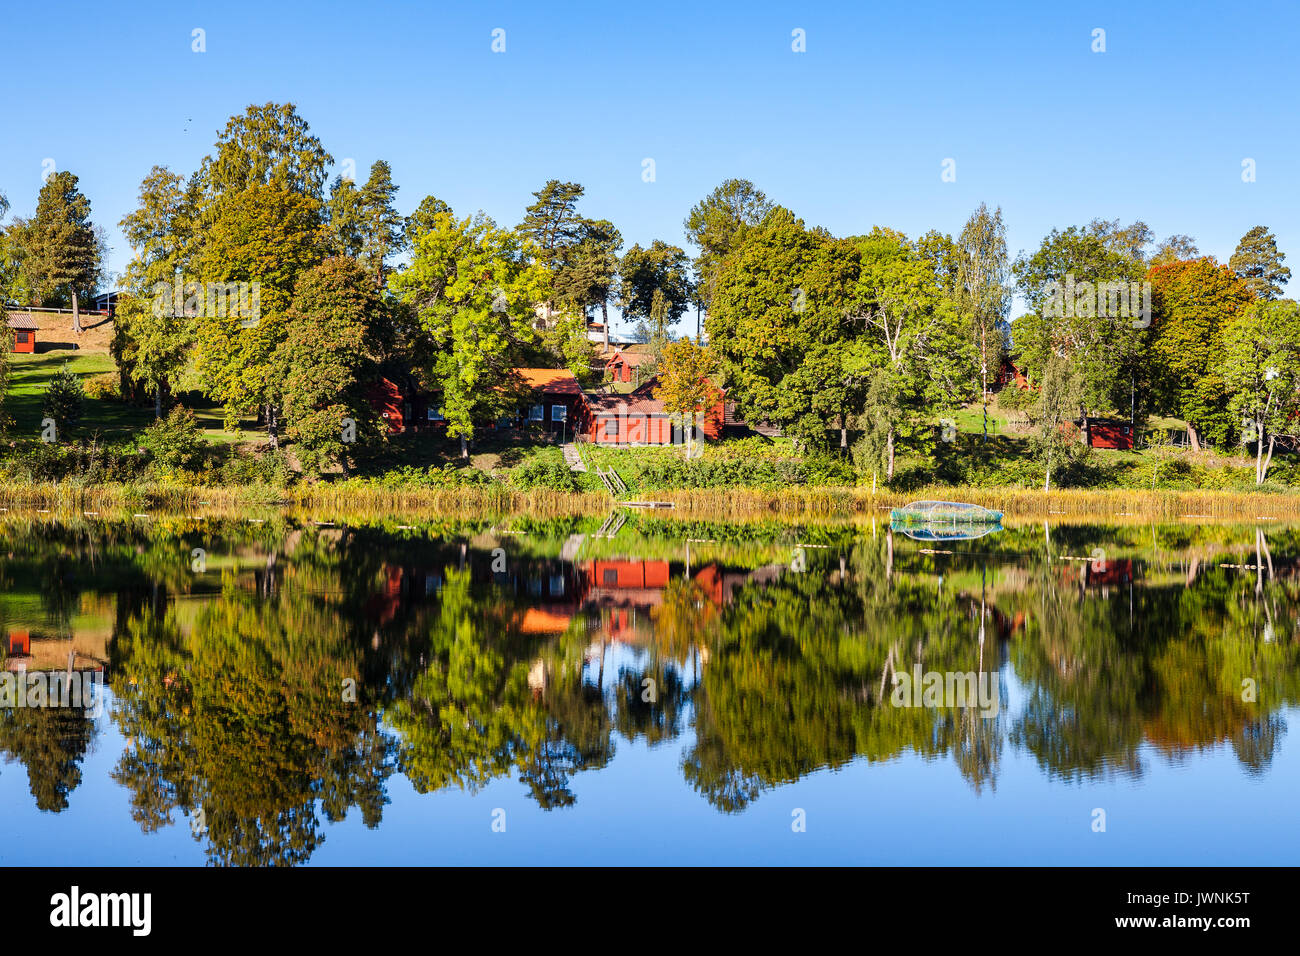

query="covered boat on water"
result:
[889,500,1003,529]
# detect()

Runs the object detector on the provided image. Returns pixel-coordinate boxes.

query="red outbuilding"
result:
[6,313,38,353]
[1081,417,1135,450]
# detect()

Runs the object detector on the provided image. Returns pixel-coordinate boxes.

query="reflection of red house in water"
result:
[362,554,782,645]
[1087,558,1133,587]
[1058,558,1135,589]
[7,629,30,656]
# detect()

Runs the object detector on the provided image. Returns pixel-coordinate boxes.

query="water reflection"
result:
[0,515,1296,864]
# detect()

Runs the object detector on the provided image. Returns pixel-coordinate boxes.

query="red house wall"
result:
[1087,423,1134,450]
[10,330,35,354]
[368,378,405,433]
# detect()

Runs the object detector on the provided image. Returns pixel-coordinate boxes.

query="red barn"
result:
[7,313,38,353]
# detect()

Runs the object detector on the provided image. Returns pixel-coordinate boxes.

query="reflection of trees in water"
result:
[5,518,1300,844]
[683,541,1005,810]
[110,580,394,867]
[0,705,96,811]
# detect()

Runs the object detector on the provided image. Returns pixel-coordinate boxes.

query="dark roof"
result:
[587,378,668,416]
[6,313,39,331]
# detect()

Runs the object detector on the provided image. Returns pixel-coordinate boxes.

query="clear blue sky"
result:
[3,0,1296,330]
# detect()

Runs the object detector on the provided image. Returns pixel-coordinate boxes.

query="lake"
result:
[0,511,1296,866]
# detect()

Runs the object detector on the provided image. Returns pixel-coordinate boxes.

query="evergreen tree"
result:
[17,171,101,333]
[43,365,85,440]
[1229,225,1291,301]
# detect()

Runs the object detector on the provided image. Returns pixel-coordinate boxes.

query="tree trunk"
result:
[601,300,609,351]
[886,428,895,479]
[154,386,162,420]
[1187,423,1201,452]
[460,434,468,459]
[72,292,82,335]
[1258,432,1276,485]
[266,404,279,449]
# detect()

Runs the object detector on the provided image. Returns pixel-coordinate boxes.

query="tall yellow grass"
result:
[0,480,1296,523]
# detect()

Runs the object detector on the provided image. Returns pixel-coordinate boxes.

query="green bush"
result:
[0,439,149,483]
[375,464,497,489]
[139,408,205,472]
[219,446,295,488]
[82,373,121,401]
[511,459,580,491]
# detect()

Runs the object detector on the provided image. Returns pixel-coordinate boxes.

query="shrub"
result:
[82,373,121,401]
[0,439,149,483]
[512,459,580,491]
[218,446,295,488]
[139,407,205,472]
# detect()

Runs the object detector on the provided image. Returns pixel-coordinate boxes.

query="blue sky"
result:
[3,0,1296,330]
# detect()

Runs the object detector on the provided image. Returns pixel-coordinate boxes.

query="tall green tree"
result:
[552,218,621,346]
[16,171,101,333]
[1147,257,1252,449]
[847,227,974,477]
[198,102,333,201]
[327,161,405,288]
[708,207,857,448]
[1222,299,1300,484]
[956,203,1010,441]
[116,166,198,416]
[391,211,550,457]
[1229,225,1290,301]
[518,180,585,321]
[274,257,390,474]
[683,179,772,315]
[1012,221,1148,420]
[190,183,325,439]
[404,195,452,247]
[620,240,692,332]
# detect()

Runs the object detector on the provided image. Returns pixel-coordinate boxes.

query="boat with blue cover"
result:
[889,500,1004,530]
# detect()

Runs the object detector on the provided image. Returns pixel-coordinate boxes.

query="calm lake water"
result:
[0,512,1297,865]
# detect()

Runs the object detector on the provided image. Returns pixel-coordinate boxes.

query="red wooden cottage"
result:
[516,368,590,436]
[6,312,38,353]
[585,376,724,445]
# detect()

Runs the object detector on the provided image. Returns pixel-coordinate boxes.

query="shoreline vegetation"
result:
[4,480,1300,523]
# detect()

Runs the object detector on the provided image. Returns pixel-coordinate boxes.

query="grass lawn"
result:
[6,352,153,440]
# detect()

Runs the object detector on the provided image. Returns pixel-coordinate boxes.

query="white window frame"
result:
[529,404,544,421]
[551,404,567,422]
[427,407,444,421]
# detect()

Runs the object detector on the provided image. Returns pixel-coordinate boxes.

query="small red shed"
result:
[1081,417,1134,450]
[7,313,38,353]
[605,346,654,384]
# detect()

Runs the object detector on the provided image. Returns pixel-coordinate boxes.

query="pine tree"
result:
[19,172,100,334]
[43,365,85,441]
[1229,226,1291,301]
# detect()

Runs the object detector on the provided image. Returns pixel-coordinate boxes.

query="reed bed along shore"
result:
[0,481,612,519]
[653,486,1300,522]
[2,480,1299,525]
